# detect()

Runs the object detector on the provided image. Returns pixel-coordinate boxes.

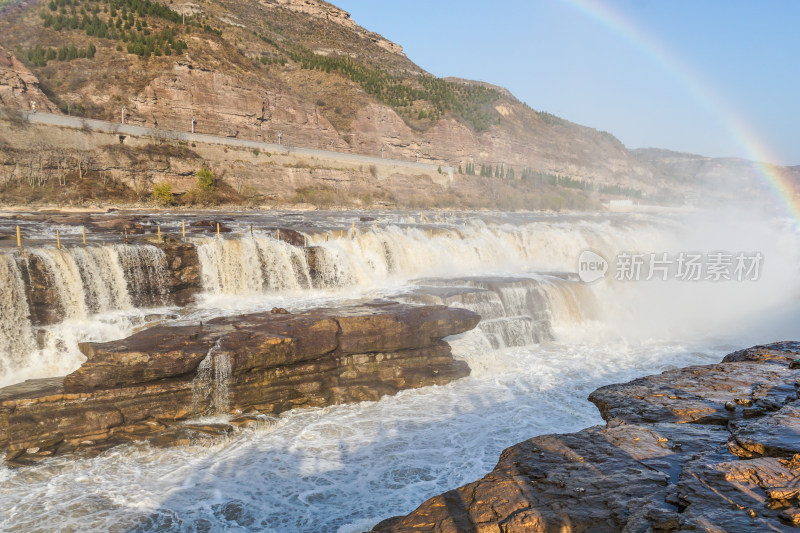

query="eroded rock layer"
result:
[375,341,800,532]
[0,302,479,465]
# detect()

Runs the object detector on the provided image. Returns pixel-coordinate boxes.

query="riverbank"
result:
[374,341,800,531]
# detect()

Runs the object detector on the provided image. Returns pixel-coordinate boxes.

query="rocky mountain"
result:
[0,0,661,186]
[0,0,795,209]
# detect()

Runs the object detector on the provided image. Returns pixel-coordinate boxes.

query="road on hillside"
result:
[22,112,453,177]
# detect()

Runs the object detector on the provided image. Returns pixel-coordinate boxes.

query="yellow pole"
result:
[182,220,185,239]
[16,225,21,248]
[157,225,162,244]
[82,226,86,245]
[277,229,280,240]
[56,229,61,250]
[216,223,220,239]
[352,221,355,234]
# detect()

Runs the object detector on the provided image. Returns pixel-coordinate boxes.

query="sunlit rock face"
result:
[0,47,59,113]
[375,342,800,532]
[0,302,479,465]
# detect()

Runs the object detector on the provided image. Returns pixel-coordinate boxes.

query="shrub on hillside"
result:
[196,167,215,191]
[152,181,174,206]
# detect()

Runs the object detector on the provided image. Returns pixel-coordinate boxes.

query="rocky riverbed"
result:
[374,341,800,532]
[0,301,479,466]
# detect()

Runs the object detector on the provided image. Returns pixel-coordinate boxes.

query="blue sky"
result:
[334,0,800,166]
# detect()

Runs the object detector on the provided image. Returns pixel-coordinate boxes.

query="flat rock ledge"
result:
[0,301,479,466]
[374,341,800,532]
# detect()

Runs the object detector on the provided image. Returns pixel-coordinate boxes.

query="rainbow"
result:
[563,0,800,221]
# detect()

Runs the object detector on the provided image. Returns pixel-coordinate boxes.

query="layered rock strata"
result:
[0,302,479,465]
[375,342,800,532]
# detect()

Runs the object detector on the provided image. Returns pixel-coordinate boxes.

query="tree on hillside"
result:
[196,166,216,191]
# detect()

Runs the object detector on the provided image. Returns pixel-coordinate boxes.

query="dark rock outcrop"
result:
[158,242,201,306]
[189,220,233,234]
[375,342,800,532]
[18,252,63,325]
[273,227,307,247]
[0,302,479,465]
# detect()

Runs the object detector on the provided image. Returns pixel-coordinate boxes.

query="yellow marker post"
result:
[16,225,21,248]
[56,229,61,250]
[277,229,280,241]
[82,226,86,245]
[157,225,162,244]
[182,220,186,239]
[216,223,220,239]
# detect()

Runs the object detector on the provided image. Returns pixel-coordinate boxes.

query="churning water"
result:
[0,210,798,532]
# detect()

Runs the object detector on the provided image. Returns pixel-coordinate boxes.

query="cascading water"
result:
[0,244,172,387]
[404,276,598,349]
[0,255,35,376]
[117,245,171,308]
[195,218,670,296]
[62,245,132,314]
[192,340,232,416]
[0,218,666,386]
[196,237,312,294]
[29,248,90,320]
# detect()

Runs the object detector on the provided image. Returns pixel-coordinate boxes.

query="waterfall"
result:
[196,238,312,294]
[192,340,232,415]
[0,255,35,376]
[195,219,671,296]
[29,248,89,320]
[24,244,170,320]
[117,245,170,308]
[66,246,132,314]
[0,217,672,388]
[0,244,172,388]
[405,276,599,349]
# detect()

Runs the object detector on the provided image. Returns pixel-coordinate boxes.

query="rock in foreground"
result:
[375,342,800,532]
[0,302,479,465]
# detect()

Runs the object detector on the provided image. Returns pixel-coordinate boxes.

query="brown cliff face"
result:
[0,47,59,114]
[129,61,340,147]
[375,342,800,532]
[0,302,479,465]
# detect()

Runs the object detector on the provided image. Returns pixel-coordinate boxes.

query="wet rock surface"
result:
[375,342,800,532]
[0,302,479,465]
